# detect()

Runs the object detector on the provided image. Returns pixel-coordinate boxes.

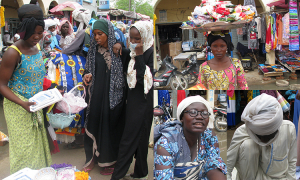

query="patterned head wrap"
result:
[85,18,124,111]
[17,4,45,40]
[207,31,234,52]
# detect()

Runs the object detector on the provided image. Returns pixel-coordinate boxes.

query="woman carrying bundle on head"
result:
[198,31,248,90]
[0,4,52,173]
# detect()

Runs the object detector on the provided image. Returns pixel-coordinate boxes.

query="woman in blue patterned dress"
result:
[154,95,226,180]
[0,5,52,173]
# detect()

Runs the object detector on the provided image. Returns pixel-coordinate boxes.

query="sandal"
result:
[81,167,93,174]
[100,167,114,175]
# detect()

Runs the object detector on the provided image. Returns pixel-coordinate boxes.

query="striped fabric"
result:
[289,0,299,51]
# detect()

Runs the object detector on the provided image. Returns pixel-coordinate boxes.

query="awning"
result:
[50,1,83,13]
[267,0,289,9]
[136,13,150,20]
[108,9,141,19]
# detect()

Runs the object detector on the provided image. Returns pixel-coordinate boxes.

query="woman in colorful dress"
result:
[198,31,248,90]
[82,19,130,175]
[154,96,227,180]
[0,4,52,173]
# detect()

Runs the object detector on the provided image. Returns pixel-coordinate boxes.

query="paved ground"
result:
[245,69,300,90]
[155,68,300,90]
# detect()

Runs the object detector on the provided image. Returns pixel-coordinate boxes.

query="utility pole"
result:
[129,0,131,11]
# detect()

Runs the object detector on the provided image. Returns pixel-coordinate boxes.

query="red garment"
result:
[51,140,60,155]
[265,16,272,53]
[43,78,52,90]
[177,90,186,106]
[227,90,235,98]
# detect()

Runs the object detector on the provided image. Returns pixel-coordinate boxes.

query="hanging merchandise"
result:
[260,14,267,43]
[289,0,299,51]
[277,14,283,46]
[255,17,261,40]
[282,13,290,45]
[248,20,259,49]
[0,6,5,28]
[271,13,277,50]
[265,15,272,52]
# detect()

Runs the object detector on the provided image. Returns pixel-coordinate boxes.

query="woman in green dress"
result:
[0,4,52,173]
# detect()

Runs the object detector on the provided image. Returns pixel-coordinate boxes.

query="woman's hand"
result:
[135,40,143,56]
[21,101,36,113]
[113,43,122,57]
[83,74,92,86]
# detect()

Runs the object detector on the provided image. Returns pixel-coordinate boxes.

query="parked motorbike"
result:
[154,55,188,90]
[181,53,199,85]
[153,97,172,126]
[213,104,227,132]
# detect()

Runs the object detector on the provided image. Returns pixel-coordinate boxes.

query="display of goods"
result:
[181,0,256,29]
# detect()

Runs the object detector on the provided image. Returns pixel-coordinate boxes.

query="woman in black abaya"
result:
[82,19,130,175]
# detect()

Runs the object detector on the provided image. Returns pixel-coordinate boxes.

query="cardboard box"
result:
[160,41,182,60]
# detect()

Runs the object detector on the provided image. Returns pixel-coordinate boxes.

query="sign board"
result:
[75,0,83,5]
[98,0,109,9]
[83,0,93,3]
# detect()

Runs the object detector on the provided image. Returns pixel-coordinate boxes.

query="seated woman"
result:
[198,31,248,90]
[154,96,227,180]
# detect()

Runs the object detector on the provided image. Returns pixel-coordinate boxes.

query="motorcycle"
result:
[153,97,172,126]
[181,53,199,85]
[154,55,188,90]
[213,104,227,132]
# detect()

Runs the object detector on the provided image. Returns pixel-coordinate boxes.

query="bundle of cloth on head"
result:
[72,8,91,32]
[58,19,73,35]
[17,4,45,40]
[176,95,214,129]
[87,18,124,109]
[207,31,234,52]
[241,93,283,146]
[127,21,153,94]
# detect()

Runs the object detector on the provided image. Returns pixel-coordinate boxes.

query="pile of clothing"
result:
[259,64,287,73]
[278,46,300,69]
[182,0,256,28]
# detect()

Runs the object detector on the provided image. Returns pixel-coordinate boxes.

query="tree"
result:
[115,0,154,19]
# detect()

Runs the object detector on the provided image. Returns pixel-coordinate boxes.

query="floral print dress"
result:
[154,124,227,180]
[198,58,248,90]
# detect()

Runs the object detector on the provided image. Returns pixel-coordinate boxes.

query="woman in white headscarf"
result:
[227,93,297,180]
[153,96,227,180]
[44,18,60,49]
[111,21,154,180]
